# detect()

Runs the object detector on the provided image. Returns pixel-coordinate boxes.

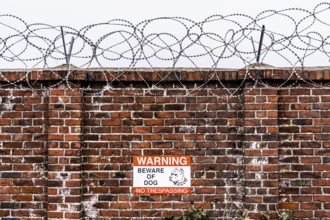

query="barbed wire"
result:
[0,2,330,93]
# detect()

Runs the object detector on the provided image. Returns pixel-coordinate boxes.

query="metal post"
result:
[256,25,265,64]
[61,27,68,65]
[250,36,257,61]
[67,36,75,65]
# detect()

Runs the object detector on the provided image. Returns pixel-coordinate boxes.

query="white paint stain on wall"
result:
[250,142,260,149]
[3,89,14,111]
[255,172,262,180]
[60,188,70,196]
[83,195,99,218]
[250,157,268,166]
[179,125,197,133]
[29,209,36,217]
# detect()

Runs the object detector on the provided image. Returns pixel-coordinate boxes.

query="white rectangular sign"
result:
[133,156,191,194]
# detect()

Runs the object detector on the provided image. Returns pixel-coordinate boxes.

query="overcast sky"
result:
[3,0,326,26]
[1,0,329,68]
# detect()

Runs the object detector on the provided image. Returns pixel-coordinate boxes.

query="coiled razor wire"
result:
[1,2,330,94]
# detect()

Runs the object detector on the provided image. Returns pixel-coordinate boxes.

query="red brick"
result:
[278,203,299,209]
[12,195,33,201]
[1,71,330,219]
[0,210,10,216]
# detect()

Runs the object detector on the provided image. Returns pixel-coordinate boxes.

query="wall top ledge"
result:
[0,66,330,82]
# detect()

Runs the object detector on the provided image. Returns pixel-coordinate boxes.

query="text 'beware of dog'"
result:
[133,156,191,194]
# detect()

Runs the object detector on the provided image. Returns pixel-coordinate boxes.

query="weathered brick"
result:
[0,71,329,220]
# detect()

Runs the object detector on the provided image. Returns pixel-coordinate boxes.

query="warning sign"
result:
[133,156,191,194]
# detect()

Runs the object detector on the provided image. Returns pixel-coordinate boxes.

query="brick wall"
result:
[278,85,330,219]
[0,69,329,219]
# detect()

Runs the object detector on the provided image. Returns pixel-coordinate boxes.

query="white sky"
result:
[2,0,330,68]
[2,0,325,26]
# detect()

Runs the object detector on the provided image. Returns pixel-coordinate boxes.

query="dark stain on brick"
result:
[1,173,21,179]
